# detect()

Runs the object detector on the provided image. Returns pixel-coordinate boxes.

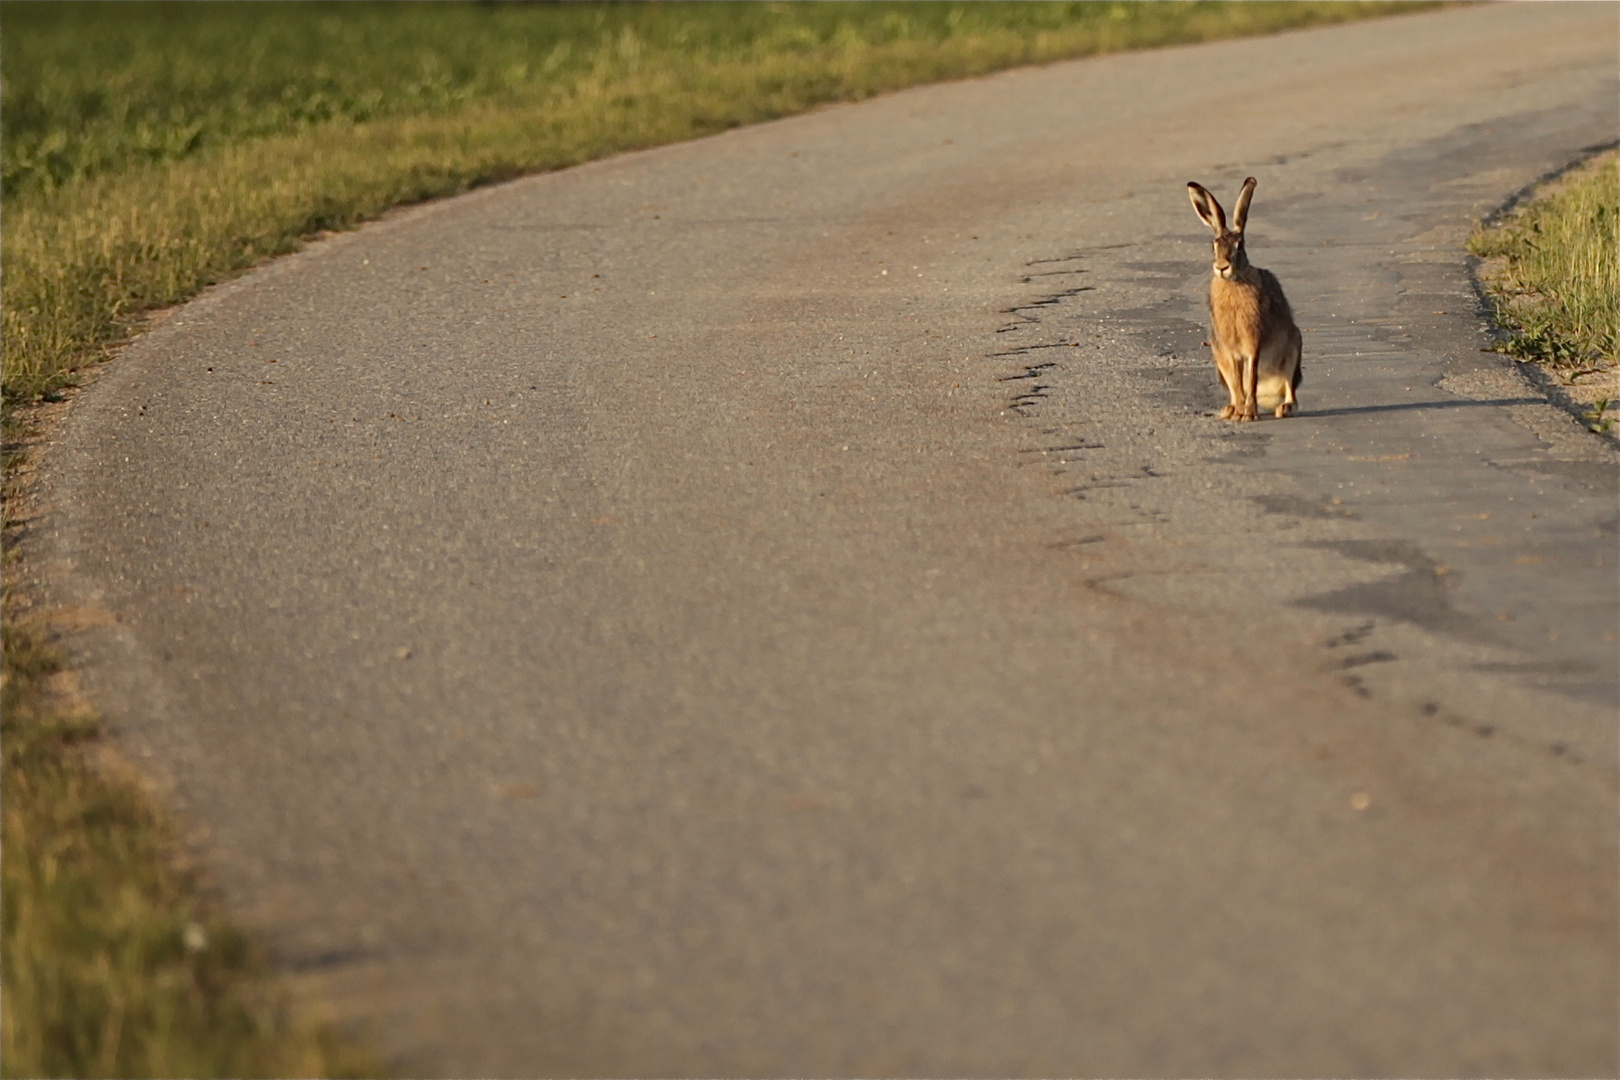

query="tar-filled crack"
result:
[1007,389,1049,414]
[994,360,1056,413]
[1061,481,1132,495]
[1048,535,1106,549]
[1426,700,1586,765]
[1332,650,1398,670]
[996,287,1094,333]
[1324,622,1376,647]
[1020,268,1090,283]
[994,357,1056,375]
[985,252,1171,512]
[1019,443,1103,456]
[1316,622,1587,764]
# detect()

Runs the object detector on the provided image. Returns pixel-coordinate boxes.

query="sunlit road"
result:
[38,4,1618,1074]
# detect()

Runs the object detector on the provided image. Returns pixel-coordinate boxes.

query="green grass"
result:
[0,3,1436,1075]
[1470,150,1619,373]
[1,0,1434,409]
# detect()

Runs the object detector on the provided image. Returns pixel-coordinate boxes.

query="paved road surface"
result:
[35,5,1618,1075]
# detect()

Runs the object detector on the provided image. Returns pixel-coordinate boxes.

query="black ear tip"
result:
[1244,176,1257,186]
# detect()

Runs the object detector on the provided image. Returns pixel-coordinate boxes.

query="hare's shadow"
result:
[1303,397,1540,418]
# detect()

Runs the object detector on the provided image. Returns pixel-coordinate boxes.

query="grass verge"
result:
[1470,149,1619,434]
[1,3,1436,1074]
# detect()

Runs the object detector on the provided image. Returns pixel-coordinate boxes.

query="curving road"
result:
[35,5,1618,1075]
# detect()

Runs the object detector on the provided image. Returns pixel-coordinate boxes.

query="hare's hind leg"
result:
[1273,331,1302,418]
[1272,365,1297,418]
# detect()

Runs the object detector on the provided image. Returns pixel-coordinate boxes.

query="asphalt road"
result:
[35,5,1619,1075]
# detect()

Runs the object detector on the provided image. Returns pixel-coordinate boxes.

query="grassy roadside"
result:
[1469,149,1619,434]
[1,3,1436,1075]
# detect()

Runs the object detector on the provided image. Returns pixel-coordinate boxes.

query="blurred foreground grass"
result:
[2,0,1431,407]
[0,581,377,1077]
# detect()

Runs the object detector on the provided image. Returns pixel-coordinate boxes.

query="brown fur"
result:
[1187,178,1302,421]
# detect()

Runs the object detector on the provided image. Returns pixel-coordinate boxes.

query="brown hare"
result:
[1187,177,1301,420]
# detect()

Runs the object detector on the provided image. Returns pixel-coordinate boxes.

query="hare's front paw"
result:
[1218,405,1237,420]
[1234,404,1258,422]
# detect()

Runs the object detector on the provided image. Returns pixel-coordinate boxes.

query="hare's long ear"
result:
[1231,177,1257,234]
[1187,182,1226,235]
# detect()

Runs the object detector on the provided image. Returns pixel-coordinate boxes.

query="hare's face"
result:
[1188,178,1257,280]
[1211,232,1247,280]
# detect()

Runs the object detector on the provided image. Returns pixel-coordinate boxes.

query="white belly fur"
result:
[1257,374,1291,411]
